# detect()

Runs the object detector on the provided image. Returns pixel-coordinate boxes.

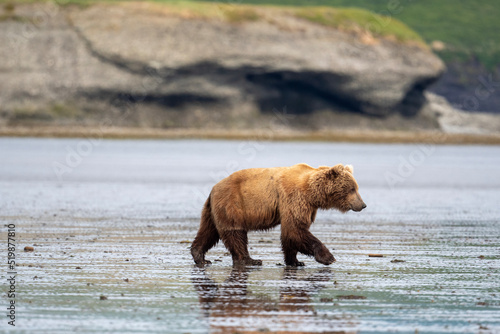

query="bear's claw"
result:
[249,259,263,266]
[317,255,335,265]
[293,261,306,267]
[285,260,305,267]
[194,259,212,268]
[315,250,336,265]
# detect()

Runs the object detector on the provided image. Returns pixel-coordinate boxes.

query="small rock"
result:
[99,295,108,300]
[124,278,129,282]
[368,254,383,257]
[24,246,34,252]
[478,255,485,259]
[179,240,191,244]
[75,267,82,269]
[391,259,406,263]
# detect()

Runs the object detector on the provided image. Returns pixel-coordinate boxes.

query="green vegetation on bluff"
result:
[294,6,423,44]
[192,0,500,68]
[1,0,425,45]
[3,0,499,67]
[6,0,500,68]
[6,0,496,67]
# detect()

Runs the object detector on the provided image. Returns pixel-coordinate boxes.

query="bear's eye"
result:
[350,188,356,193]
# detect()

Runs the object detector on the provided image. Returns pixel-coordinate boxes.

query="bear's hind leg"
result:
[191,220,220,267]
[220,230,262,266]
[191,196,220,267]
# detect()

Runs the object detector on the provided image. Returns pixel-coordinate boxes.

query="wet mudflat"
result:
[1,138,499,333]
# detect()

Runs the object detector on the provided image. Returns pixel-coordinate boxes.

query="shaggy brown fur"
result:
[191,163,366,267]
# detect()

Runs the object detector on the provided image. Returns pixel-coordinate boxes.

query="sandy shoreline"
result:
[1,126,500,145]
[4,139,500,333]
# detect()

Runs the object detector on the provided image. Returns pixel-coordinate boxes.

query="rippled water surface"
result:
[1,138,499,333]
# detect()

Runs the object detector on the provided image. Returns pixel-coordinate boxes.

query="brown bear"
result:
[191,163,366,267]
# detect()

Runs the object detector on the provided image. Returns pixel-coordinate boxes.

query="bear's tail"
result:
[191,193,219,265]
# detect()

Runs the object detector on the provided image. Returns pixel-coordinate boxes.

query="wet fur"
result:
[191,163,365,267]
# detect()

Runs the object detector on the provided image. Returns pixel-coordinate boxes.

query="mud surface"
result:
[1,138,499,333]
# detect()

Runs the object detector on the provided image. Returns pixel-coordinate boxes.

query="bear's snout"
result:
[351,202,366,212]
[350,196,366,212]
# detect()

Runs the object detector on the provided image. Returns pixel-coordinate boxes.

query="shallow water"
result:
[1,138,499,333]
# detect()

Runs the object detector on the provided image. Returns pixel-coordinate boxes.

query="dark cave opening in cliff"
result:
[245,71,365,116]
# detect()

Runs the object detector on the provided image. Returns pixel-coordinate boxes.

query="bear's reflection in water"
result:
[192,267,355,333]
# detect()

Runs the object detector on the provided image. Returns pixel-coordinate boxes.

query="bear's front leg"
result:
[281,227,335,266]
[281,241,304,266]
[311,241,336,265]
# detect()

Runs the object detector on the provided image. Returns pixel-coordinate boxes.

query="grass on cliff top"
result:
[150,1,425,44]
[0,0,425,45]
[294,6,423,44]
[191,0,500,69]
[4,1,499,66]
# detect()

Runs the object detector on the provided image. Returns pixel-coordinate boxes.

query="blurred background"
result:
[0,0,499,138]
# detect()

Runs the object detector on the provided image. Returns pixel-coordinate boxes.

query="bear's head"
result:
[310,164,366,213]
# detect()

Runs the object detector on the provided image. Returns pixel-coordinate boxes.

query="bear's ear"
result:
[325,164,344,179]
[344,165,353,174]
